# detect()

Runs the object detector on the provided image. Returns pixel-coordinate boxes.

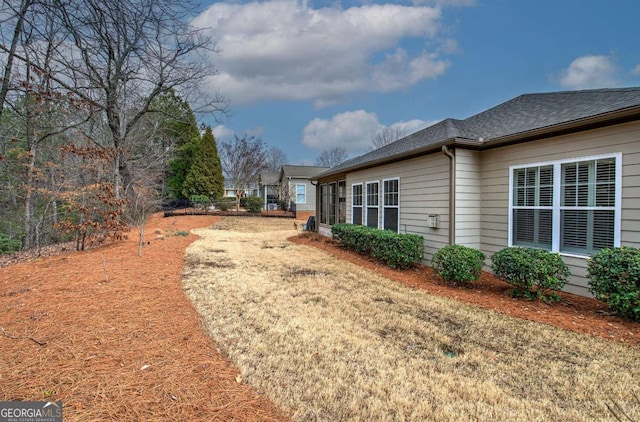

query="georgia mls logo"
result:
[0,401,62,422]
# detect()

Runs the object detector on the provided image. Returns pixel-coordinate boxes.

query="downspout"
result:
[442,145,455,245]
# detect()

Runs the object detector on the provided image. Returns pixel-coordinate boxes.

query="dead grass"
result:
[183,217,640,421]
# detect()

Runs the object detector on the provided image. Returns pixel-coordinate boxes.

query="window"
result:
[352,183,363,225]
[383,178,400,232]
[366,181,379,228]
[510,154,620,256]
[296,183,306,203]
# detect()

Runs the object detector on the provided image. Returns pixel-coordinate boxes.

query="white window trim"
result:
[382,177,400,233]
[295,183,306,204]
[351,182,363,225]
[365,180,380,229]
[508,152,622,258]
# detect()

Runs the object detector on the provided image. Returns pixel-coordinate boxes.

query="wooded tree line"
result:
[0,0,225,252]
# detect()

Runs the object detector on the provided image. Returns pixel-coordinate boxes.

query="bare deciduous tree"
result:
[370,127,407,150]
[265,146,288,171]
[49,0,226,198]
[316,147,349,168]
[219,135,267,211]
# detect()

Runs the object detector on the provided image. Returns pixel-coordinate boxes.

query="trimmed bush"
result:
[244,196,264,213]
[587,247,640,321]
[491,247,570,302]
[331,224,424,269]
[432,245,485,284]
[190,195,210,210]
[0,232,21,254]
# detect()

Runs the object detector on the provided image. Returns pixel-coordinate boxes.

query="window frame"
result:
[382,177,400,233]
[351,183,363,225]
[508,152,622,257]
[365,181,380,229]
[295,183,306,204]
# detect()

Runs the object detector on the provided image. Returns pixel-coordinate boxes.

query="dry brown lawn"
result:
[183,217,640,422]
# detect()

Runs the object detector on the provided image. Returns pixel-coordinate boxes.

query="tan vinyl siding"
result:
[346,154,450,262]
[455,149,481,249]
[480,120,640,295]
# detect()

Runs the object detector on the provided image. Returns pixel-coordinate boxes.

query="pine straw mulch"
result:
[0,214,290,421]
[289,234,640,347]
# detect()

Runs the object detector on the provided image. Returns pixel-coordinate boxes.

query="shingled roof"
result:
[318,87,640,178]
[281,165,330,179]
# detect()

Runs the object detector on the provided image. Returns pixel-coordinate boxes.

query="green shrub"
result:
[432,245,485,284]
[244,196,264,213]
[491,247,570,302]
[587,247,640,321]
[0,232,21,254]
[331,224,423,269]
[190,194,210,210]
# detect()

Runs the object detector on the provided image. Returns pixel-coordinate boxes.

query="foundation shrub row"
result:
[329,224,639,320]
[331,224,424,269]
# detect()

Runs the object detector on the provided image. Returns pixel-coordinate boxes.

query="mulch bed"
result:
[0,214,289,421]
[289,234,640,347]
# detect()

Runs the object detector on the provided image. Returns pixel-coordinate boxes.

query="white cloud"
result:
[193,1,454,106]
[632,64,640,76]
[558,55,617,89]
[211,124,235,140]
[302,110,434,154]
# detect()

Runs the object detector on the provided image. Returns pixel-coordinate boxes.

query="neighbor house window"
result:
[383,178,400,232]
[510,153,621,256]
[366,181,379,228]
[352,183,363,225]
[296,183,306,203]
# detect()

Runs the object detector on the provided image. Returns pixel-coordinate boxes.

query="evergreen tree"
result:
[157,91,201,200]
[182,126,224,199]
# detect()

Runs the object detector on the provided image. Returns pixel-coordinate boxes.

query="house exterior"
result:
[223,178,259,198]
[257,170,281,210]
[313,87,640,296]
[279,165,330,213]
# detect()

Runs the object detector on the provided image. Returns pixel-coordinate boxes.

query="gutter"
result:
[442,145,455,245]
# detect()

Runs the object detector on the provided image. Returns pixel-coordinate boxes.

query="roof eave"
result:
[314,138,462,180]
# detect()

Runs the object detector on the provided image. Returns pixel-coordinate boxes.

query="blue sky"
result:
[191,0,640,165]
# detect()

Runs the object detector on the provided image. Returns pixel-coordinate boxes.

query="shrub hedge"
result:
[432,245,485,284]
[491,247,570,302]
[587,247,640,321]
[244,196,264,213]
[331,224,424,269]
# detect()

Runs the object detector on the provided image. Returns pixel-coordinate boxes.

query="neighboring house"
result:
[223,178,258,198]
[280,165,330,212]
[313,87,640,296]
[258,171,281,210]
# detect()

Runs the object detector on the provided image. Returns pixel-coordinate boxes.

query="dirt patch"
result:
[289,234,640,346]
[0,214,289,421]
